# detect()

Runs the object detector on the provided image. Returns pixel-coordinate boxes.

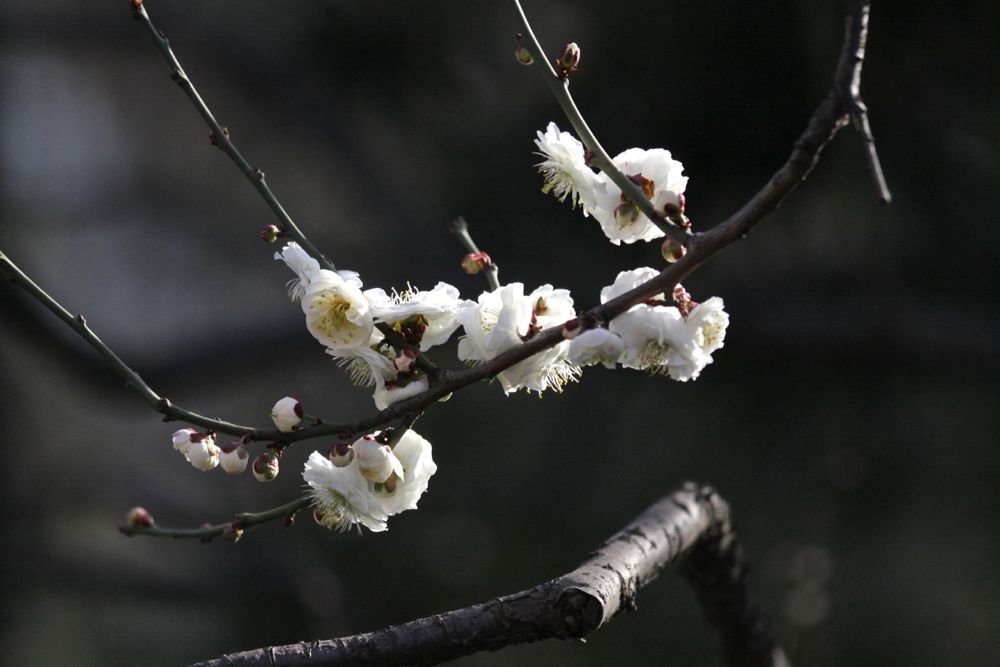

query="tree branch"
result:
[510,0,691,246]
[192,484,786,667]
[130,2,337,269]
[119,496,312,540]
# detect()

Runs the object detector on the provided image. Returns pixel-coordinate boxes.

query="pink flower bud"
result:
[327,442,354,467]
[126,506,154,528]
[222,522,243,543]
[556,42,581,77]
[260,224,283,243]
[661,238,687,263]
[461,252,492,275]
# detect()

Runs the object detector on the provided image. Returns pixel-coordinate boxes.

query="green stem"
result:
[510,0,690,246]
[130,3,335,270]
[119,495,312,540]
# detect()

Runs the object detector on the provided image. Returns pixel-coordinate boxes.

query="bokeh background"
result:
[2,1,997,665]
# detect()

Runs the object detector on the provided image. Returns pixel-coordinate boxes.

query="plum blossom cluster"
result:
[534,122,689,245]
[567,268,729,382]
[303,429,436,532]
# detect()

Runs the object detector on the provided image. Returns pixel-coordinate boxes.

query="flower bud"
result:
[260,224,282,243]
[186,440,221,471]
[219,443,249,474]
[283,514,296,528]
[461,252,492,275]
[514,45,534,65]
[270,396,303,433]
[222,522,243,543]
[353,435,404,483]
[373,375,429,410]
[327,441,354,467]
[126,506,154,528]
[556,42,581,76]
[661,238,687,263]
[252,452,280,482]
[171,428,200,455]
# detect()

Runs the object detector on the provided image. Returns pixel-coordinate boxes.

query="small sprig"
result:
[449,217,500,290]
[118,495,311,540]
[509,1,690,246]
[129,2,336,268]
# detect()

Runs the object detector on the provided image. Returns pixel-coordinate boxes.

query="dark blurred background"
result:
[2,1,997,665]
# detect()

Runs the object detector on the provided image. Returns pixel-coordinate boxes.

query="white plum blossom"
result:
[456,282,580,395]
[275,242,373,351]
[373,375,429,410]
[534,122,601,214]
[375,430,437,516]
[270,396,303,432]
[303,429,437,532]
[686,297,729,355]
[566,327,625,369]
[601,268,728,381]
[365,282,468,351]
[303,451,390,532]
[591,148,688,245]
[352,435,404,483]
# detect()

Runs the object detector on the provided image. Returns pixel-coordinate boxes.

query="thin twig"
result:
[510,0,690,246]
[835,1,892,204]
[448,217,500,290]
[130,2,337,268]
[192,484,787,667]
[120,495,312,540]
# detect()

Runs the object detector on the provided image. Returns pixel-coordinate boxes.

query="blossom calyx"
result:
[222,522,243,543]
[515,45,534,66]
[260,224,283,243]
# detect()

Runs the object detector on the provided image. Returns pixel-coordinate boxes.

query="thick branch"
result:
[193,484,785,667]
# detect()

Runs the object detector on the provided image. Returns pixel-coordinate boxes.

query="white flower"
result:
[375,430,437,516]
[352,436,404,483]
[365,282,468,351]
[270,396,303,433]
[600,267,667,303]
[300,270,373,349]
[330,339,397,388]
[303,451,389,532]
[373,375,429,410]
[591,148,688,245]
[686,297,729,355]
[601,268,712,381]
[456,283,580,395]
[219,444,249,474]
[566,327,624,369]
[534,122,601,214]
[275,242,373,350]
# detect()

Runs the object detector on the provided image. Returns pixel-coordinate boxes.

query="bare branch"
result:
[835,1,892,204]
[129,2,337,269]
[120,496,312,540]
[192,484,786,667]
[449,217,500,291]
